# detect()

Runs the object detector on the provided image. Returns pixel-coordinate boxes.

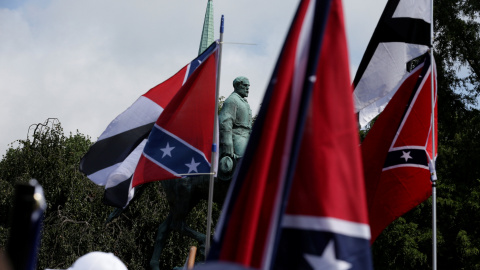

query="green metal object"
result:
[198,0,214,55]
[218,76,252,181]
[107,76,253,270]
[149,77,251,270]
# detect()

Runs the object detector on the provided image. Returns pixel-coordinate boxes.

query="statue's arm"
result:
[219,100,236,157]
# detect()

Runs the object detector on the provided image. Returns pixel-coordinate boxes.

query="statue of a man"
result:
[218,76,253,180]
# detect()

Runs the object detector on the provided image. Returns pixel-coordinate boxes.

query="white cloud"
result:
[0,0,385,156]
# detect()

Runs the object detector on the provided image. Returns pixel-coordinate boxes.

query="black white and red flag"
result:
[352,0,432,127]
[361,54,437,243]
[205,0,373,269]
[79,42,219,208]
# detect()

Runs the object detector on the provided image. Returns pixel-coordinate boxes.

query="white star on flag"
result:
[400,151,412,162]
[185,158,200,173]
[304,239,352,270]
[160,142,175,158]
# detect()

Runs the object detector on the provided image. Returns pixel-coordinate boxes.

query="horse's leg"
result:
[181,225,207,260]
[105,184,148,224]
[105,207,124,224]
[176,176,210,260]
[150,179,192,269]
[150,213,173,270]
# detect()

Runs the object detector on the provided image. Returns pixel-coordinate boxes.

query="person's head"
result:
[233,76,250,98]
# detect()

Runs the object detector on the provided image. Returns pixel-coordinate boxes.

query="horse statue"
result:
[106,171,233,269]
[108,77,252,270]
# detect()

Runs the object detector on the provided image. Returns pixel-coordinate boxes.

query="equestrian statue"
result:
[108,76,252,270]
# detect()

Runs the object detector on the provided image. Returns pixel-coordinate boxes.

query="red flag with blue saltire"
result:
[206,0,373,269]
[361,53,437,242]
[131,43,219,186]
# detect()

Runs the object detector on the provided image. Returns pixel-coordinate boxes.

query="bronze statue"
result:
[107,77,253,270]
[218,76,252,180]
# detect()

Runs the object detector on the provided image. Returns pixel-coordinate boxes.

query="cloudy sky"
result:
[0,0,385,156]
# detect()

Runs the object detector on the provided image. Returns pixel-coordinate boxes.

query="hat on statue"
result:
[218,155,236,181]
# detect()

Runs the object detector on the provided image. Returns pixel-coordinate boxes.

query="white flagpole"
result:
[206,15,224,257]
[430,0,437,268]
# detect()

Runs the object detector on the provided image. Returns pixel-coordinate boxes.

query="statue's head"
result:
[233,76,250,98]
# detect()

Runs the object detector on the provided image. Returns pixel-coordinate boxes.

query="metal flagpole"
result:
[430,0,437,268]
[206,15,224,257]
[430,51,437,269]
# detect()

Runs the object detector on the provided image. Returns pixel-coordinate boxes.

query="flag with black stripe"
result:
[361,53,437,242]
[353,0,432,127]
[79,42,219,208]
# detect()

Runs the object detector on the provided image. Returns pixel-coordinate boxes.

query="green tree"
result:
[370,1,480,269]
[372,108,480,270]
[0,119,213,270]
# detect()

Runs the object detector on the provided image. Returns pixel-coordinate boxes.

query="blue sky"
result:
[0,0,28,9]
[0,0,385,156]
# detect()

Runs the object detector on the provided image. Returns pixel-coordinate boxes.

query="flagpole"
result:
[430,0,437,268]
[430,50,437,270]
[205,15,224,257]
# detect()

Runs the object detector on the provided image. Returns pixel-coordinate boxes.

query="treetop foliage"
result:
[0,119,214,270]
